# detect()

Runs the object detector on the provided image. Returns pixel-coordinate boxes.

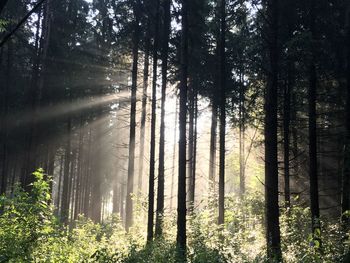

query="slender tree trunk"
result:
[56,154,64,211]
[23,1,51,189]
[91,116,102,223]
[209,100,217,191]
[283,0,295,209]
[239,71,245,197]
[187,83,195,209]
[69,149,76,222]
[308,0,320,238]
[191,92,198,206]
[22,7,43,188]
[10,154,17,194]
[74,122,84,220]
[218,0,226,226]
[83,128,92,217]
[155,0,171,238]
[120,178,125,225]
[342,5,350,225]
[113,179,120,214]
[177,0,188,256]
[291,92,299,175]
[61,117,72,224]
[264,0,282,260]
[283,79,291,208]
[147,0,160,242]
[125,0,141,231]
[0,40,11,195]
[138,20,151,195]
[170,97,178,210]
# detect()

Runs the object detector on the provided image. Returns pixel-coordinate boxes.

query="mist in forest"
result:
[0,0,349,262]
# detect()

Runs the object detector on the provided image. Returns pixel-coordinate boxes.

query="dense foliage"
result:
[0,171,349,262]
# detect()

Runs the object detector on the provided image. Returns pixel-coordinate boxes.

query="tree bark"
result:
[155,0,171,238]
[209,100,217,191]
[283,0,295,209]
[341,5,350,225]
[0,40,11,196]
[239,70,245,197]
[74,121,84,220]
[177,0,188,256]
[138,19,151,195]
[56,154,64,212]
[218,0,226,226]
[147,0,160,242]
[283,77,291,208]
[187,83,195,210]
[83,128,92,217]
[61,117,71,224]
[308,0,320,238]
[125,0,141,231]
[191,91,198,207]
[264,0,282,260]
[170,97,178,210]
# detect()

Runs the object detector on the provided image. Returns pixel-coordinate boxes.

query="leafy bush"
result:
[0,169,55,262]
[0,174,349,262]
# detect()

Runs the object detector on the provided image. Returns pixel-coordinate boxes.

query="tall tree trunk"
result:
[22,7,43,188]
[291,92,299,176]
[61,117,72,224]
[191,92,198,207]
[341,5,350,225]
[239,70,245,197]
[56,154,64,211]
[218,0,226,226]
[138,20,151,195]
[308,0,320,238]
[91,111,103,223]
[69,149,76,222]
[83,128,92,217]
[177,0,188,256]
[120,177,125,225]
[0,40,11,195]
[23,0,51,189]
[74,122,84,220]
[283,78,291,208]
[264,0,282,260]
[155,0,171,238]
[187,83,195,209]
[209,100,217,191]
[170,97,178,210]
[125,0,141,231]
[147,0,160,242]
[283,0,295,209]
[113,179,120,214]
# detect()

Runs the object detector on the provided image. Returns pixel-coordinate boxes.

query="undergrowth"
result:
[0,170,349,262]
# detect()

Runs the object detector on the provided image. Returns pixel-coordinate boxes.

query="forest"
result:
[0,0,349,262]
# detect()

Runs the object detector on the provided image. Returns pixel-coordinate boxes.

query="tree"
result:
[308,0,320,239]
[342,3,350,225]
[177,0,189,256]
[147,0,160,242]
[155,0,171,238]
[264,0,282,260]
[209,101,218,191]
[218,0,226,226]
[125,0,141,231]
[281,0,296,209]
[138,18,151,195]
